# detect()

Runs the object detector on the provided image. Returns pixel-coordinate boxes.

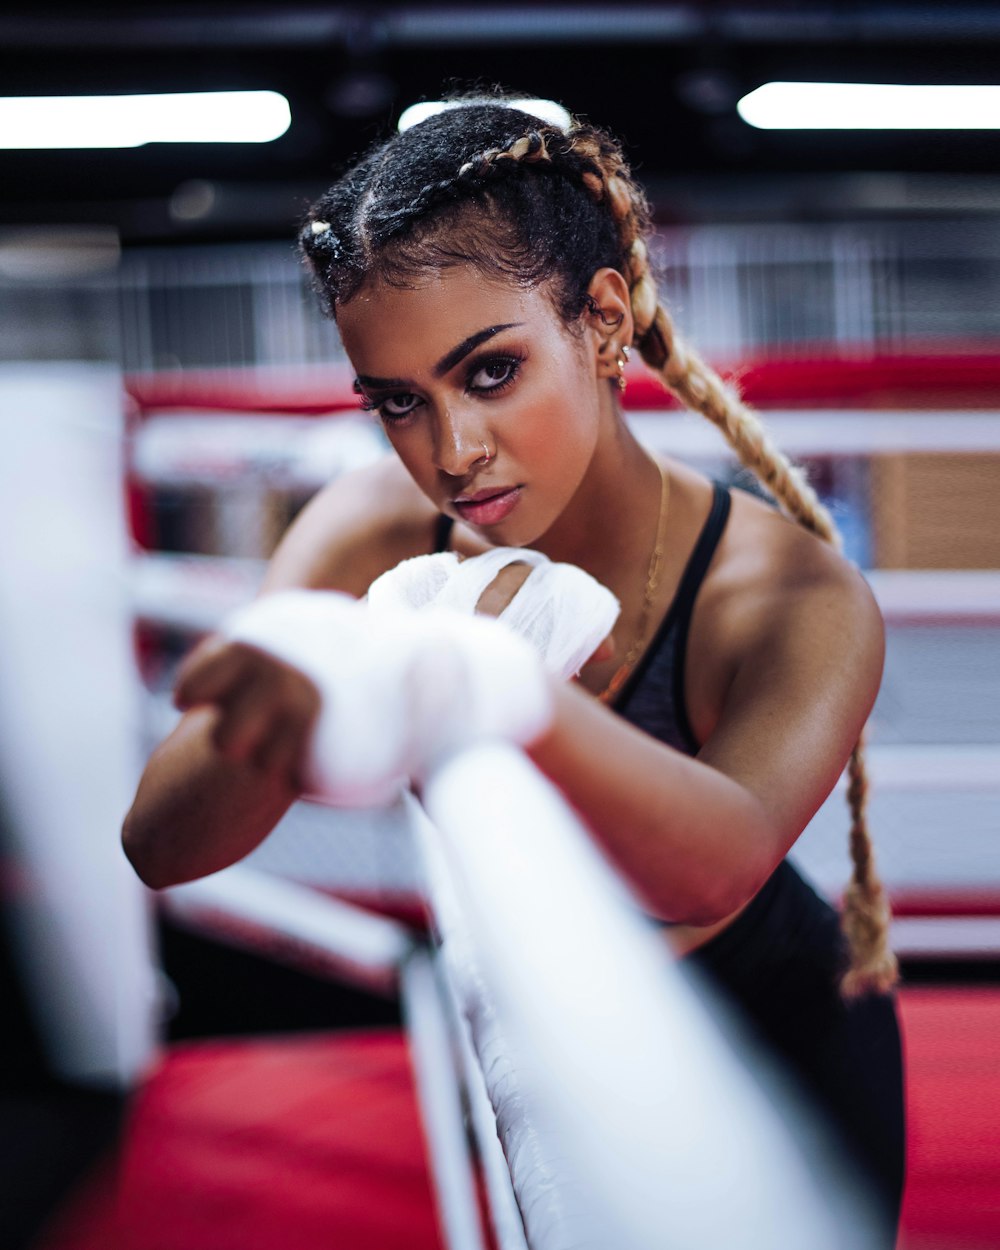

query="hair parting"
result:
[299,93,898,997]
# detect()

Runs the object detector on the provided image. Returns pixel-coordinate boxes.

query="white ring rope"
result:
[415,743,882,1250]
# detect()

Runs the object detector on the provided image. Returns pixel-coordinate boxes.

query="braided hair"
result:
[299,95,897,997]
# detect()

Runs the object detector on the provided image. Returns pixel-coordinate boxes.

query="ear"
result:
[584,268,634,383]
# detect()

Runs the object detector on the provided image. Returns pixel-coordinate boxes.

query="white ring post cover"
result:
[0,364,158,1086]
[417,743,884,1250]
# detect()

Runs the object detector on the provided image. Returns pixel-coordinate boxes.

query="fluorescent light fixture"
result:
[398,97,572,133]
[738,82,1000,130]
[0,91,291,149]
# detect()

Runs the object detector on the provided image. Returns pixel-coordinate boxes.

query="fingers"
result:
[584,634,617,668]
[173,636,320,785]
[475,562,533,617]
[174,635,252,711]
[246,674,320,785]
[252,708,316,789]
[208,665,275,761]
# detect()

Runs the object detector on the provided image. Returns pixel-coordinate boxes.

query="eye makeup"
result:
[354,349,526,424]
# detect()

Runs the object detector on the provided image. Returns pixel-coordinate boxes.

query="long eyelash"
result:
[466,352,525,395]
[356,351,525,421]
[352,379,378,413]
[354,387,404,418]
[379,407,415,426]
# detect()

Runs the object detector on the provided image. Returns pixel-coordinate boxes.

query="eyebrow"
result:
[354,322,523,390]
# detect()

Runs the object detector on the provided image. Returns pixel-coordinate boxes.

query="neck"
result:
[533,413,665,592]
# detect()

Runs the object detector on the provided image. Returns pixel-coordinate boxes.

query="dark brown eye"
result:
[380,392,422,418]
[469,356,521,393]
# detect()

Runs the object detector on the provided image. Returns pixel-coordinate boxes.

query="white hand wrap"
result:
[367,547,620,681]
[224,589,554,807]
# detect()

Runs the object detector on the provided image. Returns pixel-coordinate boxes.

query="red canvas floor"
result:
[33,988,1000,1250]
[898,988,1000,1250]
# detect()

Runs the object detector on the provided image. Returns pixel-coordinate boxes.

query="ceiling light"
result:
[738,82,1000,130]
[0,91,291,149]
[398,98,572,133]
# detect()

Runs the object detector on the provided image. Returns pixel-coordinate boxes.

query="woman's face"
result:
[336,264,608,547]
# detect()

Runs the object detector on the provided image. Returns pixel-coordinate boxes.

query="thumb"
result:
[585,634,616,668]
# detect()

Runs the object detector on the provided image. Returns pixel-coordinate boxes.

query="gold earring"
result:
[616,354,628,393]
[614,343,632,391]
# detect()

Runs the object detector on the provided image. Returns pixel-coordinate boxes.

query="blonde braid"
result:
[581,139,898,996]
[840,737,899,995]
[457,128,556,178]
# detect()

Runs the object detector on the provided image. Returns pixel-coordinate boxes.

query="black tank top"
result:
[612,480,731,752]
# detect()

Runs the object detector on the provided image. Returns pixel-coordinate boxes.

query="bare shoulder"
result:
[678,481,885,849]
[261,454,440,597]
[707,485,883,662]
[687,481,885,746]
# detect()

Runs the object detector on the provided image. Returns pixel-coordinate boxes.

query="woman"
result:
[123,96,904,1232]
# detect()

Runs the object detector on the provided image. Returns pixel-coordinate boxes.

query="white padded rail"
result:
[631,409,1000,458]
[162,863,415,994]
[132,552,1000,632]
[414,743,883,1250]
[131,410,1000,491]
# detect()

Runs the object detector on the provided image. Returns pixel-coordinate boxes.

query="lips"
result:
[453,484,523,527]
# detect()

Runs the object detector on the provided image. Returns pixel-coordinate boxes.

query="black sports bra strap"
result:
[671,481,732,628]
[432,513,455,553]
[669,481,732,749]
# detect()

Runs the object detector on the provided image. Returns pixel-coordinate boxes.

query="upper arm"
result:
[261,454,430,597]
[696,560,884,856]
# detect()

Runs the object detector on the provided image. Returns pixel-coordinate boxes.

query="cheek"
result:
[389,431,437,487]
[515,368,600,465]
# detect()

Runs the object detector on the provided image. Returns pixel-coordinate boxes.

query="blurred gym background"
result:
[1,4,998,1248]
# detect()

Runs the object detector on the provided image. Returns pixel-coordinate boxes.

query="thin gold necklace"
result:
[598,462,671,704]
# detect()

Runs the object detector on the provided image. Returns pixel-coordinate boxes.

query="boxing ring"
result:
[6,363,1000,1248]
[164,738,881,1250]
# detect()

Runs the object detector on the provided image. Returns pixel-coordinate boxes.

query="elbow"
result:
[121,808,173,891]
[665,873,767,928]
[658,796,779,926]
[696,874,767,926]
[665,881,754,928]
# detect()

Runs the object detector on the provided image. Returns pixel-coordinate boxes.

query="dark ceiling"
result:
[3,2,999,242]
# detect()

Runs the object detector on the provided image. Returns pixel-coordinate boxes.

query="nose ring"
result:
[477,441,493,465]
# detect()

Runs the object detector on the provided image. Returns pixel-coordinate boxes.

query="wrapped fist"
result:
[178,590,554,807]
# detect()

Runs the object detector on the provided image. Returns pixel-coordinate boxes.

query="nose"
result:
[431,406,490,478]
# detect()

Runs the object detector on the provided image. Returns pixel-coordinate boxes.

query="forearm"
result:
[527,682,778,924]
[122,708,300,889]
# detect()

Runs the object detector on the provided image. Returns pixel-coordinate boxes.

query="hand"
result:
[473,559,533,616]
[367,548,620,681]
[581,633,617,669]
[476,561,615,671]
[217,590,555,807]
[174,635,320,789]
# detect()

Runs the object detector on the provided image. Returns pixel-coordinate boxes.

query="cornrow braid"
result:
[371,130,559,241]
[299,98,898,997]
[299,102,637,321]
[576,144,898,996]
